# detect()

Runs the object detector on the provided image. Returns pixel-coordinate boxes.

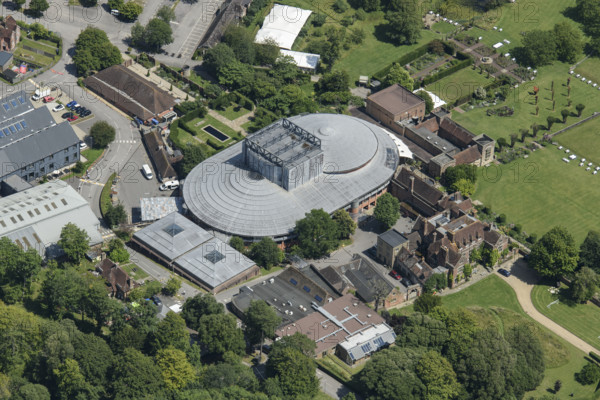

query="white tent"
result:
[413,89,446,110]
[280,49,320,71]
[255,4,312,49]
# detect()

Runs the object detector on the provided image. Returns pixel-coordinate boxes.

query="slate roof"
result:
[395,168,445,206]
[339,254,394,303]
[379,229,408,248]
[97,258,131,294]
[84,65,177,121]
[143,129,177,181]
[0,51,12,66]
[438,117,475,148]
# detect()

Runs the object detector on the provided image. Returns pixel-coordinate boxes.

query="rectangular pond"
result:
[203,125,229,142]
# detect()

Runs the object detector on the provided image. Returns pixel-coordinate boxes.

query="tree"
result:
[529,226,578,279]
[181,294,224,329]
[295,209,340,258]
[547,116,555,130]
[443,164,477,188]
[58,223,90,263]
[71,332,114,387]
[156,5,175,22]
[451,178,475,197]
[272,332,317,358]
[576,362,600,385]
[554,379,562,393]
[355,347,427,399]
[0,304,43,372]
[505,324,545,398]
[41,268,84,318]
[315,70,350,95]
[132,18,173,51]
[496,137,508,150]
[383,63,414,90]
[561,109,569,123]
[108,239,129,264]
[229,236,245,253]
[416,350,461,400]
[373,193,400,229]
[266,347,319,399]
[463,264,473,280]
[148,311,189,353]
[222,25,256,64]
[73,27,122,76]
[414,293,442,314]
[155,348,195,392]
[180,145,207,177]
[576,103,586,117]
[415,90,434,114]
[517,30,557,67]
[332,209,356,240]
[203,43,237,76]
[333,0,349,12]
[197,313,245,357]
[474,86,487,100]
[576,0,600,38]
[162,277,181,296]
[27,0,49,16]
[119,2,143,21]
[255,39,281,65]
[384,7,421,45]
[53,358,96,400]
[13,0,26,9]
[454,328,517,399]
[105,203,128,227]
[14,384,50,400]
[553,22,583,63]
[249,237,284,269]
[580,230,600,272]
[29,23,48,39]
[481,247,500,268]
[571,267,599,303]
[108,0,123,9]
[110,348,164,399]
[395,312,449,352]
[201,362,259,391]
[90,121,116,149]
[244,300,281,359]
[510,133,518,147]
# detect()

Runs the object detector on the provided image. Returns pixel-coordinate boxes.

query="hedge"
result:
[373,43,430,81]
[100,172,117,219]
[421,58,473,86]
[589,352,600,365]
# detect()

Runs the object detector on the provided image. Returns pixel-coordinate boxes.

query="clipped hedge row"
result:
[373,43,430,81]
[100,172,117,219]
[590,351,600,365]
[421,58,473,86]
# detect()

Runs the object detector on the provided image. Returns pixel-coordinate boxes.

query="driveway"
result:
[500,258,595,355]
[316,369,361,400]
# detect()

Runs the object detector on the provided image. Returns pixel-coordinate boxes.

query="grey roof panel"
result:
[379,229,408,248]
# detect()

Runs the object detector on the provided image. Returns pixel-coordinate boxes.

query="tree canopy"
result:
[181,293,224,329]
[244,300,281,347]
[295,209,340,258]
[197,313,245,357]
[90,121,116,148]
[131,18,174,51]
[73,27,122,76]
[415,90,434,114]
[579,230,600,272]
[373,193,400,230]
[384,4,422,45]
[383,63,414,90]
[249,237,284,269]
[529,226,578,279]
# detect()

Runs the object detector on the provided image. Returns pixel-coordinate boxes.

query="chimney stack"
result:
[409,176,415,194]
[441,245,449,264]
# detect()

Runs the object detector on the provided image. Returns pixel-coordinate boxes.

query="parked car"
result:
[76,107,87,114]
[80,110,91,117]
[79,141,87,150]
[73,106,83,113]
[389,270,401,280]
[159,180,179,191]
[68,102,79,109]
[151,295,162,307]
[67,115,79,122]
[498,268,511,277]
[61,112,74,119]
[42,96,55,103]
[66,101,76,108]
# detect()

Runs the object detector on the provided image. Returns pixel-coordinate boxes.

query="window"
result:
[51,202,57,209]
[27,210,33,217]
[44,205,51,212]
[303,285,311,293]
[2,104,9,111]
[20,121,27,129]
[16,214,23,221]
[61,198,67,206]
[9,125,16,134]
[0,220,5,228]
[10,100,17,107]
[290,278,298,285]
[3,129,9,136]
[15,123,22,131]
[17,96,24,104]
[314,295,323,302]
[485,148,492,160]
[65,156,69,163]
[10,217,16,224]
[34,208,40,215]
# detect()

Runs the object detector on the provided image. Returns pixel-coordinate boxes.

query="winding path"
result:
[501,259,595,354]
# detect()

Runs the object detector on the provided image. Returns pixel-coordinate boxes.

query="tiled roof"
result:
[453,146,482,165]
[438,118,475,148]
[367,84,425,116]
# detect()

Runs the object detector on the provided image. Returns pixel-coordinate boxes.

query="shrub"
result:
[575,362,600,385]
[496,214,507,224]
[333,0,349,13]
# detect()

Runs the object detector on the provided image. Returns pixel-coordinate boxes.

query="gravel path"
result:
[501,258,595,355]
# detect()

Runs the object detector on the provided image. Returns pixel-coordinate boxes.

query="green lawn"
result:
[574,57,600,87]
[392,275,599,399]
[474,144,600,243]
[432,21,459,34]
[13,46,54,67]
[425,66,494,103]
[556,116,600,165]
[532,284,600,351]
[216,103,252,121]
[121,263,149,281]
[452,62,600,142]
[20,38,57,53]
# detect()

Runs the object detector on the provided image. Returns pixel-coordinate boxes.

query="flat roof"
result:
[368,84,425,116]
[183,114,399,239]
[140,197,184,221]
[280,49,320,70]
[379,229,408,248]
[133,212,257,289]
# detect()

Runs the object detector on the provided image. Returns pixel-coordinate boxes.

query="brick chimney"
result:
[409,176,415,194]
[440,245,449,264]
[432,231,438,243]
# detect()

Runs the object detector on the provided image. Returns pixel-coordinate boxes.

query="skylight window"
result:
[15,123,22,131]
[17,96,25,104]
[2,104,9,111]
[3,129,9,136]
[205,249,225,264]
[10,100,17,107]
[162,223,183,237]
[20,121,27,129]
[9,126,16,134]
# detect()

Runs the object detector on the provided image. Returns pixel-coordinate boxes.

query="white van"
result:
[142,164,153,180]
[110,9,119,15]
[160,180,179,191]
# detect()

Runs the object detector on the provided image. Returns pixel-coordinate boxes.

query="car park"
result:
[498,268,511,277]
[52,104,64,112]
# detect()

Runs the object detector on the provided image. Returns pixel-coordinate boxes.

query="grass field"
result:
[121,263,149,281]
[556,116,600,165]
[532,284,600,351]
[216,103,252,120]
[432,21,459,34]
[574,57,600,88]
[392,275,599,399]
[425,66,494,103]
[474,145,600,243]
[452,62,600,142]
[187,115,241,145]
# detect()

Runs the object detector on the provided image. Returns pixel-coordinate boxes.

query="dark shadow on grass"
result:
[562,6,581,23]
